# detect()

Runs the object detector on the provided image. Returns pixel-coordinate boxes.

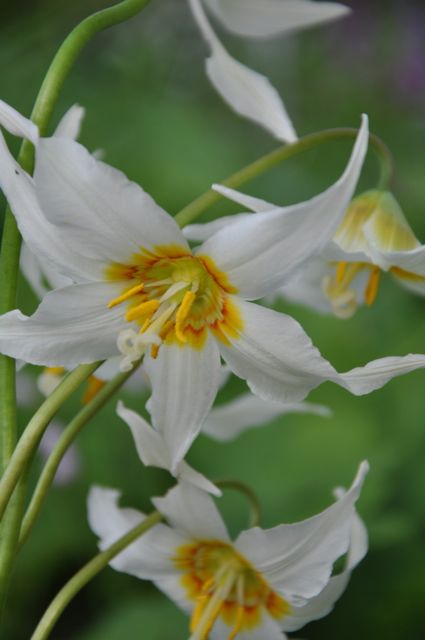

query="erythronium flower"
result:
[281,189,425,318]
[188,0,350,142]
[88,462,368,639]
[1,105,425,468]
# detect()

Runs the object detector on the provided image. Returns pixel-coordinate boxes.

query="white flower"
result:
[88,461,368,639]
[1,104,425,469]
[188,0,351,142]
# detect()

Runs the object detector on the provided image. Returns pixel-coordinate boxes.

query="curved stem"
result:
[0,363,100,525]
[19,364,143,549]
[31,510,162,640]
[174,129,395,228]
[215,479,261,528]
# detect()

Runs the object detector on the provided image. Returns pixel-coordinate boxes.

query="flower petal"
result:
[218,299,337,403]
[152,482,230,541]
[204,0,350,39]
[338,354,425,395]
[199,116,368,299]
[117,401,220,495]
[188,0,297,142]
[53,104,85,140]
[34,137,188,264]
[0,129,102,281]
[0,99,38,144]
[144,336,221,470]
[20,243,73,300]
[235,461,368,602]
[0,282,124,367]
[183,212,252,243]
[211,614,286,640]
[202,392,330,441]
[87,486,184,579]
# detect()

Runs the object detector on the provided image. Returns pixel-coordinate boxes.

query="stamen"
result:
[140,302,177,336]
[159,280,189,303]
[150,343,160,359]
[335,261,347,285]
[107,283,144,309]
[365,266,381,306]
[189,570,236,640]
[175,291,196,342]
[82,376,105,405]
[45,366,65,376]
[228,575,245,640]
[125,299,159,322]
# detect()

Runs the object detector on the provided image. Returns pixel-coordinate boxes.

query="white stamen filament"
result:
[189,567,237,640]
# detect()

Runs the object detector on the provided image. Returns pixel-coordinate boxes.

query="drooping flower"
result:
[88,462,368,639]
[188,0,351,141]
[1,104,425,468]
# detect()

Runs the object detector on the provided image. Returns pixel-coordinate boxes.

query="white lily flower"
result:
[188,0,351,142]
[117,400,221,496]
[280,189,425,318]
[1,105,425,469]
[88,461,368,639]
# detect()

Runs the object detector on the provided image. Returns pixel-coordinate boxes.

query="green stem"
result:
[31,510,162,640]
[0,0,152,610]
[0,363,100,525]
[174,129,394,228]
[215,479,261,528]
[18,364,143,549]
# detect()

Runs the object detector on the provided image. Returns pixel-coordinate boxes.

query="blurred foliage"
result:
[1,0,425,638]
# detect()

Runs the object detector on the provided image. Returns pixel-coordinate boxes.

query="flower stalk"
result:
[30,510,162,640]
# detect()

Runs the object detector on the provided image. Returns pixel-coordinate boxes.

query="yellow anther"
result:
[82,376,105,405]
[365,266,381,306]
[175,290,196,342]
[228,605,244,640]
[335,261,348,285]
[150,343,160,360]
[190,595,209,633]
[45,366,65,376]
[107,283,145,309]
[125,299,159,322]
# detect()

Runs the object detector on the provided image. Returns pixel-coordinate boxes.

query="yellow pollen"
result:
[45,366,65,376]
[107,283,145,309]
[335,261,348,285]
[175,290,196,343]
[82,376,105,405]
[125,299,159,322]
[365,266,381,306]
[150,343,160,359]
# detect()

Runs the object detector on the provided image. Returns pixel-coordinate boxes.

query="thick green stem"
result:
[0,363,100,526]
[215,479,261,528]
[0,0,152,609]
[19,364,143,549]
[174,129,394,228]
[31,510,162,640]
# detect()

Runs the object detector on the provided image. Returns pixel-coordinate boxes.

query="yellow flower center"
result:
[173,540,290,640]
[106,245,243,368]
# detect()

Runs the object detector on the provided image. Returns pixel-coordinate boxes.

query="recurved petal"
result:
[202,392,330,441]
[0,129,103,282]
[235,462,368,602]
[0,99,38,144]
[87,486,183,579]
[218,299,337,403]
[152,482,230,541]
[34,137,188,265]
[188,0,297,142]
[338,354,425,395]
[20,243,72,300]
[203,0,350,39]
[0,282,125,367]
[199,116,368,299]
[144,336,221,470]
[53,104,85,140]
[183,212,252,243]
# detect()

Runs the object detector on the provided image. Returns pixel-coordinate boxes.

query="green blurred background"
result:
[1,0,425,637]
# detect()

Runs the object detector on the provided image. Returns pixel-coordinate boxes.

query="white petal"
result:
[235,462,369,602]
[212,184,274,212]
[188,0,297,142]
[374,244,425,277]
[177,461,222,496]
[20,243,73,300]
[87,486,183,579]
[53,104,85,140]
[144,336,221,470]
[183,212,252,242]
[117,401,170,469]
[219,299,337,403]
[34,137,188,264]
[211,615,286,640]
[202,392,330,441]
[339,354,425,395]
[0,129,102,282]
[199,116,368,299]
[0,99,38,145]
[153,573,192,615]
[204,0,350,39]
[152,482,230,541]
[0,282,125,367]
[281,504,368,632]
